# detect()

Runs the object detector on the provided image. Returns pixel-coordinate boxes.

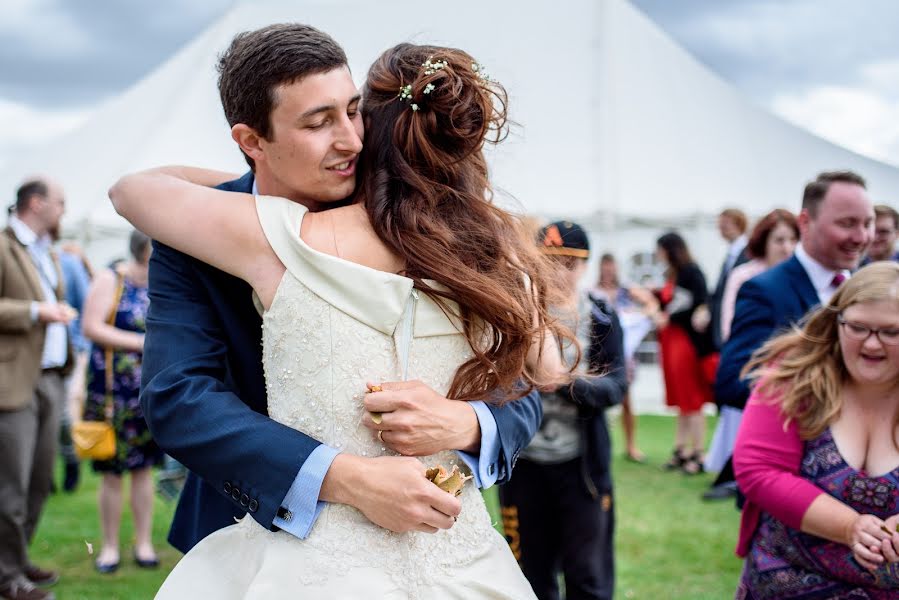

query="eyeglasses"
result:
[838,316,899,346]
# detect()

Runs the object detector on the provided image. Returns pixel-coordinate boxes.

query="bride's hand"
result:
[363,381,480,456]
[320,454,461,534]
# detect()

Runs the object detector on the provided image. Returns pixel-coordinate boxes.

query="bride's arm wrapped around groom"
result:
[137,178,544,552]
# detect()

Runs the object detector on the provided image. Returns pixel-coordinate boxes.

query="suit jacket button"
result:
[240,493,250,507]
[248,499,259,513]
[223,482,232,494]
[231,487,241,501]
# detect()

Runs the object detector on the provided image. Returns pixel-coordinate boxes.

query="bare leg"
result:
[129,468,156,560]
[663,414,689,470]
[620,394,644,461]
[688,412,706,457]
[97,473,123,565]
[681,413,706,474]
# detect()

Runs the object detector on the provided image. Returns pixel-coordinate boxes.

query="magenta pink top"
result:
[733,390,825,557]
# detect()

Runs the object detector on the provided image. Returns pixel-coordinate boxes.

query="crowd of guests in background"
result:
[1,179,163,600]
[1,168,897,599]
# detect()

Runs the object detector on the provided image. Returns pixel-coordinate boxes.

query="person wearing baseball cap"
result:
[499,220,625,599]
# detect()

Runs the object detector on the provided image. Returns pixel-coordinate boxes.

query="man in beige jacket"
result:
[0,179,74,600]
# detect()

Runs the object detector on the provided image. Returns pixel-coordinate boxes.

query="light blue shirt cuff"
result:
[456,400,500,489]
[272,444,340,539]
[30,301,39,323]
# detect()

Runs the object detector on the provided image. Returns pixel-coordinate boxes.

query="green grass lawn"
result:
[31,414,743,599]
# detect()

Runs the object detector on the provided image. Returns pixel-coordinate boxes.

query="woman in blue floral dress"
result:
[82,230,162,573]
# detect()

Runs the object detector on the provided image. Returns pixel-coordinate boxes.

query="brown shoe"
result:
[0,577,56,600]
[23,566,58,587]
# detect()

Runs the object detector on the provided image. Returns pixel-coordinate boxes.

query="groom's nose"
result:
[334,114,363,154]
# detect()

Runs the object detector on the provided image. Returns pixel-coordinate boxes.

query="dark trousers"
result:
[711,456,735,487]
[500,458,614,600]
[0,372,63,586]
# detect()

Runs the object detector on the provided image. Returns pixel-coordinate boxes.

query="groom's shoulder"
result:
[215,171,255,193]
[150,170,255,286]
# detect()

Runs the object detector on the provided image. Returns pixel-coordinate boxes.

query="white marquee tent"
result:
[3,0,898,268]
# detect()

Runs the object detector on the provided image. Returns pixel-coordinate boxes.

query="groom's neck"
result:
[253,169,325,212]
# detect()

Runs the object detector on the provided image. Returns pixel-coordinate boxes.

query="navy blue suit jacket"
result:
[713,254,819,410]
[140,173,543,552]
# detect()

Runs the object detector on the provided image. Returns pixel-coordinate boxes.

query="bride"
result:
[111,42,569,599]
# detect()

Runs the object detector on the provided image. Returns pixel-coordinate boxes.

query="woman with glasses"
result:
[733,261,899,599]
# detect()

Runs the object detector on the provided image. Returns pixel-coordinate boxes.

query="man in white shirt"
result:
[0,179,74,600]
[708,171,873,503]
[707,208,749,349]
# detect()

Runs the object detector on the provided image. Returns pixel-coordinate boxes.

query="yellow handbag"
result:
[73,272,124,461]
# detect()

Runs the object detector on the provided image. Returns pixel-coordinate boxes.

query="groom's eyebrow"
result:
[299,94,362,120]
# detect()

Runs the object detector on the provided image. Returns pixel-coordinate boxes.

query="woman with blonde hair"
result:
[734,261,899,598]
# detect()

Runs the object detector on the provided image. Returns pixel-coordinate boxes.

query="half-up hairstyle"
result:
[744,261,899,441]
[356,43,574,403]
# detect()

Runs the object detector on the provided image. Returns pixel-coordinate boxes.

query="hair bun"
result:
[365,44,508,174]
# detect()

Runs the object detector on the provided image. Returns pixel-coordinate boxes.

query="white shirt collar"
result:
[794,242,850,303]
[728,234,748,256]
[8,214,39,247]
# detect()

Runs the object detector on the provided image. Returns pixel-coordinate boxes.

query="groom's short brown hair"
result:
[217,23,348,168]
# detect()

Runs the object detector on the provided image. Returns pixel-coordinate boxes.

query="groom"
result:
[141,23,543,552]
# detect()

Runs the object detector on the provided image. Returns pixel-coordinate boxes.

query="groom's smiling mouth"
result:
[326,157,357,177]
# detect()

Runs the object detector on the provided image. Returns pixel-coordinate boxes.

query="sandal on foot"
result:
[682,453,705,475]
[661,449,687,471]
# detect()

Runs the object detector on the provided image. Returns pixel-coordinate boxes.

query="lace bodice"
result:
[254,196,505,590]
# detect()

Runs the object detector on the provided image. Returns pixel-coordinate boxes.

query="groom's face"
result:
[259,66,363,207]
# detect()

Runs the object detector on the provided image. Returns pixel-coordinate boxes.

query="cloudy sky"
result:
[3,0,899,167]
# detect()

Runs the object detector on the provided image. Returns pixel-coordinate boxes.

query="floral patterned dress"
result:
[737,428,899,599]
[83,274,162,474]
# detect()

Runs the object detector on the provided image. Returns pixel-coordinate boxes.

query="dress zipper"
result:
[399,289,419,381]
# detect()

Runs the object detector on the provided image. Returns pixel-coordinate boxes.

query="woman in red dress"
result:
[651,232,718,474]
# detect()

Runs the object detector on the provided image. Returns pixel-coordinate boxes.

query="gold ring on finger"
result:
[377,430,384,443]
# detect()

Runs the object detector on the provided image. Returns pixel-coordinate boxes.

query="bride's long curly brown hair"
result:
[355,43,574,403]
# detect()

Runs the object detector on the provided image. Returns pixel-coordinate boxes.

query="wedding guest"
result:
[734,261,899,598]
[706,208,749,348]
[862,204,898,265]
[502,221,625,600]
[702,209,798,501]
[714,171,874,508]
[57,244,92,492]
[592,252,647,462]
[719,210,799,342]
[652,232,717,475]
[81,230,162,573]
[1,179,73,600]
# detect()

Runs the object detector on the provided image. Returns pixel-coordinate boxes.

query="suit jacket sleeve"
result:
[714,277,775,409]
[141,242,321,529]
[0,238,37,333]
[483,389,542,483]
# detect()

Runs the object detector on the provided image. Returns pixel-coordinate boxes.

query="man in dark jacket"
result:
[500,221,627,600]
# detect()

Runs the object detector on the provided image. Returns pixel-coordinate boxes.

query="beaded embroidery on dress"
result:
[156,196,535,600]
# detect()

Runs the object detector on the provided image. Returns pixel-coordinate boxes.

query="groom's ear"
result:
[231,124,266,163]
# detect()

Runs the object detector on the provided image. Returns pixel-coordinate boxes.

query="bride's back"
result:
[300,203,405,276]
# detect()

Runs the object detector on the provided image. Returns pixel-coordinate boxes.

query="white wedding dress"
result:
[156,196,536,599]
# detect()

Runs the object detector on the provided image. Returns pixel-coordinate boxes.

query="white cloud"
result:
[0,98,92,169]
[0,0,92,57]
[770,58,899,166]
